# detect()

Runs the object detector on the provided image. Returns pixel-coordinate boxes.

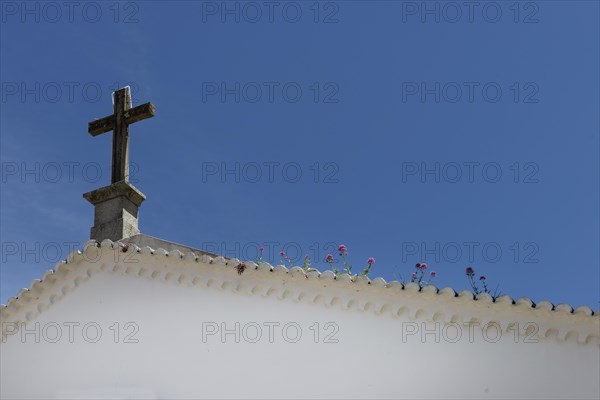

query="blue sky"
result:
[1,1,598,309]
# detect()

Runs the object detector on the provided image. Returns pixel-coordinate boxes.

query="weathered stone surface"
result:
[83,180,145,206]
[83,181,146,242]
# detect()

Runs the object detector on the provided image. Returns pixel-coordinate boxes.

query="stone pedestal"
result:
[83,180,146,242]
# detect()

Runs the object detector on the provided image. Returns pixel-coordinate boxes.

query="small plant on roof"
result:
[326,244,375,279]
[255,247,265,264]
[399,262,437,288]
[326,253,337,274]
[302,254,311,271]
[363,257,375,276]
[338,244,352,275]
[280,251,294,268]
[466,266,501,297]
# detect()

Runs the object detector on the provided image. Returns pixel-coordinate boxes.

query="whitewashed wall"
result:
[1,244,598,399]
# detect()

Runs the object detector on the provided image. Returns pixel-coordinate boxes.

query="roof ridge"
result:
[1,239,598,345]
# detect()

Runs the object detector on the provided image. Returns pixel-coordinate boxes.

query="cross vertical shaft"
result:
[112,88,131,183]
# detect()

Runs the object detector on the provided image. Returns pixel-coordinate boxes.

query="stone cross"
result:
[83,87,155,242]
[88,87,155,183]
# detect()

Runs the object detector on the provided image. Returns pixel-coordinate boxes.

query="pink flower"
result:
[338,244,347,256]
[279,251,285,257]
[258,247,264,253]
[420,263,427,269]
[430,271,436,277]
[466,267,475,277]
[367,257,375,265]
[479,276,486,281]
[411,272,417,278]
[326,254,334,263]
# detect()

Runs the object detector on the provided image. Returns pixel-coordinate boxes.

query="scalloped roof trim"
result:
[1,239,598,345]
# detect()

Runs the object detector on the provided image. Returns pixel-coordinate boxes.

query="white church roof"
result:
[2,239,598,345]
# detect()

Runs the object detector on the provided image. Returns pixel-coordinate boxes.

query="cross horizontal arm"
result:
[88,115,115,136]
[125,102,156,125]
[88,102,156,137]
